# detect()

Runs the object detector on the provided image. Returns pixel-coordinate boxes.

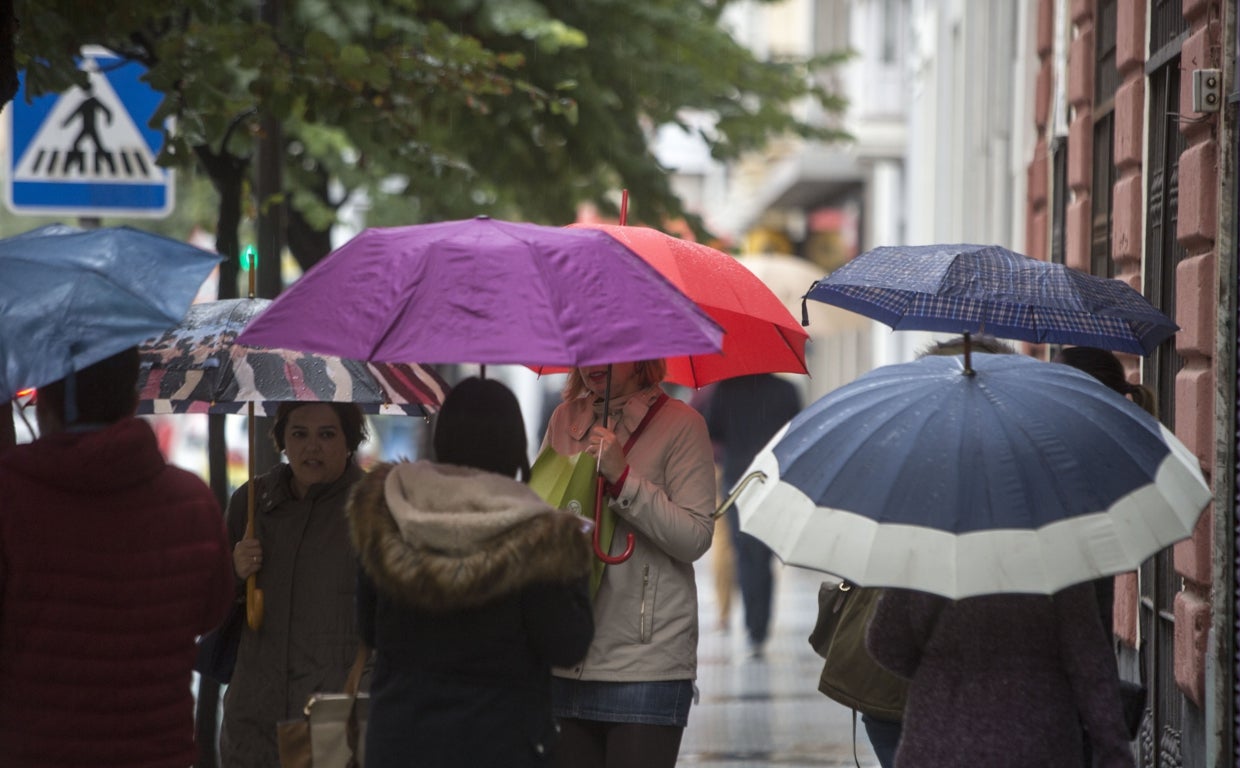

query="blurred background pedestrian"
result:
[704,372,802,657]
[690,384,736,633]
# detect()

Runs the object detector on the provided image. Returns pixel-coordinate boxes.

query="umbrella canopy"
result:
[805,243,1178,355]
[0,223,220,397]
[734,353,1210,598]
[137,299,449,417]
[734,252,866,337]
[557,224,810,387]
[235,216,723,368]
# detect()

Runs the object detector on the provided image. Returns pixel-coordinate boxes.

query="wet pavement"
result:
[681,551,881,767]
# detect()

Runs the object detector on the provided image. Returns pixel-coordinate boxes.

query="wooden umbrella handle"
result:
[245,402,264,630]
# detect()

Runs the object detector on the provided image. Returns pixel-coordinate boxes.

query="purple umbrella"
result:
[237,216,723,367]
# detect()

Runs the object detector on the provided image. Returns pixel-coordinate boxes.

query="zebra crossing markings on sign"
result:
[2,46,174,217]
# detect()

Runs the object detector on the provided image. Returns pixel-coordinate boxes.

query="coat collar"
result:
[564,383,666,442]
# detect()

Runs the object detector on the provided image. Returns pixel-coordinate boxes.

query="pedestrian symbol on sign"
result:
[63,82,113,172]
[3,47,174,217]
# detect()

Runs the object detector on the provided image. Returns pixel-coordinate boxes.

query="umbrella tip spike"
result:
[801,296,810,327]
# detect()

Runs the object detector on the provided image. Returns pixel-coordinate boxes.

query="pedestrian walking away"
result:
[806,334,1014,767]
[349,377,594,767]
[867,585,1135,768]
[0,347,234,768]
[704,372,802,657]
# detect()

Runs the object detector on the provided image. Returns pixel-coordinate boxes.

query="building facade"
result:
[1028,1,1235,763]
[695,0,1237,765]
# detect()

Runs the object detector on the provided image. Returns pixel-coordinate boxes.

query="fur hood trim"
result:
[348,461,592,611]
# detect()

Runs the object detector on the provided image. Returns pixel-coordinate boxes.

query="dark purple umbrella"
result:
[236,216,723,367]
[804,243,1177,355]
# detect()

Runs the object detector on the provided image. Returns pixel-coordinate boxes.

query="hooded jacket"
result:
[541,384,716,683]
[0,417,233,768]
[349,461,593,768]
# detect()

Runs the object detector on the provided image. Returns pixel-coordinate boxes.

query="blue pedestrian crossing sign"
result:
[2,46,174,217]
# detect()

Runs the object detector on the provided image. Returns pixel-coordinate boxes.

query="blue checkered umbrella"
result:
[732,353,1209,598]
[804,244,1177,355]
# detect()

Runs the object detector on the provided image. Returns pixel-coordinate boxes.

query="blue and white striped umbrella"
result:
[734,353,1210,598]
[804,243,1178,355]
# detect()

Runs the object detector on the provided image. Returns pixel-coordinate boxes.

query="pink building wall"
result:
[1027,0,1222,718]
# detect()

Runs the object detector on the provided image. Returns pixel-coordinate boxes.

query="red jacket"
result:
[0,417,233,768]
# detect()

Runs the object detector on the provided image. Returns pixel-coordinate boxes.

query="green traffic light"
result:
[241,244,258,271]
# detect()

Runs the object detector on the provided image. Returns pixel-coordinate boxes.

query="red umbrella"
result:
[550,222,810,388]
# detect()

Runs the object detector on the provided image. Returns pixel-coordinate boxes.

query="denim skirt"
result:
[551,678,694,728]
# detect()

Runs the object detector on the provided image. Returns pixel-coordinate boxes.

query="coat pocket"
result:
[639,564,659,644]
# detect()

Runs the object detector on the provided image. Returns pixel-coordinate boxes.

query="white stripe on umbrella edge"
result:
[735,430,1210,599]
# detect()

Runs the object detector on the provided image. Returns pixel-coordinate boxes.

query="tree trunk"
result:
[191,142,248,768]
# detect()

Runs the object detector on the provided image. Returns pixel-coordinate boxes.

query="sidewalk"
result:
[681,549,882,767]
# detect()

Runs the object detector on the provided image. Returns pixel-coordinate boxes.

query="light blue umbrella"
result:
[0,223,220,397]
[733,353,1210,598]
[804,243,1178,355]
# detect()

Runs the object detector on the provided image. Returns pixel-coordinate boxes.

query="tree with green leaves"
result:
[10,0,847,275]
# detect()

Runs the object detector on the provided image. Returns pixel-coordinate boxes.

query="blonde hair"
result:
[561,359,668,401]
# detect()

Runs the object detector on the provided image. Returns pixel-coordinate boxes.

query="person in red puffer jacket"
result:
[0,346,234,768]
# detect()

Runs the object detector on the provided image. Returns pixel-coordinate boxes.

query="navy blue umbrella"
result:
[804,243,1177,355]
[0,223,220,397]
[732,353,1209,598]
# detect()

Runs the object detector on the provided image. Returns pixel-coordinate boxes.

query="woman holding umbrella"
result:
[541,360,717,768]
[219,402,369,768]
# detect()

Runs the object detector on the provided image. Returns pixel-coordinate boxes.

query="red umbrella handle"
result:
[593,475,635,564]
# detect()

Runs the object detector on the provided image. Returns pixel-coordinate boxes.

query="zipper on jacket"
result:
[640,564,651,643]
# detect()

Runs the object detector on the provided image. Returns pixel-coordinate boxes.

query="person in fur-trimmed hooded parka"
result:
[349,377,595,768]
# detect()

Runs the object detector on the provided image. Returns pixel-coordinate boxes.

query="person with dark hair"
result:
[0,347,234,767]
[1054,345,1157,417]
[541,360,717,768]
[348,377,594,767]
[220,402,371,768]
[1054,345,1155,764]
[704,373,802,658]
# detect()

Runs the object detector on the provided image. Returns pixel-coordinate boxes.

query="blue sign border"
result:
[3,48,174,217]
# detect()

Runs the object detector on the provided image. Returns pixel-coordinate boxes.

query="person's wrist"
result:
[607,465,630,496]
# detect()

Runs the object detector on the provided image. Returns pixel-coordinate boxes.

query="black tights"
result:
[552,718,684,768]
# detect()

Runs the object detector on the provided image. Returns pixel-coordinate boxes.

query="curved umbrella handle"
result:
[593,475,635,564]
[712,470,769,520]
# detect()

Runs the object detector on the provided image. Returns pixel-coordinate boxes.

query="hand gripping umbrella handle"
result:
[594,475,635,564]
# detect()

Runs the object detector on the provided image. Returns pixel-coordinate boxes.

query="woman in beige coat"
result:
[541,359,716,768]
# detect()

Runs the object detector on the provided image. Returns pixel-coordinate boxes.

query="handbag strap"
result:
[344,644,371,766]
[622,392,669,453]
[344,643,369,696]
